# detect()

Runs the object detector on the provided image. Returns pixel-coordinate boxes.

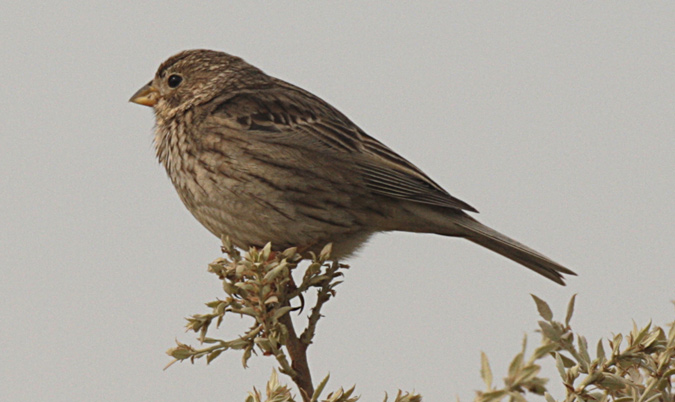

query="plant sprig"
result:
[476,295,675,402]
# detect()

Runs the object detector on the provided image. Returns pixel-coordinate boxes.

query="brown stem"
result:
[278,311,313,402]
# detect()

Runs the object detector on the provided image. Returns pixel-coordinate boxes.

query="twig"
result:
[278,306,314,402]
[301,261,341,345]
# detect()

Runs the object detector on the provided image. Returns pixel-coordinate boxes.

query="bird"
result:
[130,49,576,285]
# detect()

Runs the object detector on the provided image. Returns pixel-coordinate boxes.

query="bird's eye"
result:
[167,74,183,88]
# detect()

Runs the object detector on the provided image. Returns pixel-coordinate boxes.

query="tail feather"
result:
[455,217,576,285]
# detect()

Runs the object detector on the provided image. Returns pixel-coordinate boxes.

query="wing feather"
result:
[207,80,477,212]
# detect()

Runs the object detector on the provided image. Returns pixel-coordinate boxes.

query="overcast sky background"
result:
[1,2,673,401]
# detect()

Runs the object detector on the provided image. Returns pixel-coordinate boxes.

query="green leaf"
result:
[248,247,259,261]
[273,306,294,321]
[206,349,222,364]
[228,338,251,350]
[633,320,652,345]
[508,352,524,377]
[235,306,257,317]
[205,300,221,308]
[527,377,548,395]
[266,370,280,394]
[264,295,279,304]
[220,235,232,251]
[578,334,591,367]
[539,321,561,342]
[612,333,623,354]
[281,247,298,259]
[565,294,576,326]
[596,338,606,362]
[515,364,540,384]
[480,351,493,390]
[598,373,631,391]
[478,390,507,401]
[508,391,528,402]
[577,371,602,388]
[660,367,675,378]
[558,353,576,368]
[319,243,333,260]
[555,353,566,380]
[533,343,560,359]
[222,281,238,295]
[644,328,665,351]
[242,345,253,368]
[260,242,272,262]
[254,338,272,353]
[263,262,288,282]
[311,373,330,402]
[531,295,553,321]
[642,393,665,402]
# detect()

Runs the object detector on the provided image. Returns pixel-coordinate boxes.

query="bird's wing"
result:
[207,80,477,212]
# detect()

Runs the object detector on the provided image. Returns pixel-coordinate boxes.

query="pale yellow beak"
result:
[129,81,159,107]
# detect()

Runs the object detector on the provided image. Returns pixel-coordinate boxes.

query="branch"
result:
[165,239,350,401]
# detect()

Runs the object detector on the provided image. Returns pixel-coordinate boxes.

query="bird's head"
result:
[130,49,269,119]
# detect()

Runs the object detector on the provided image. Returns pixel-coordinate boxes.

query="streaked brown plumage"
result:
[130,49,576,285]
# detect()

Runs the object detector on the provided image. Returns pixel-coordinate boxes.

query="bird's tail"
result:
[454,215,576,285]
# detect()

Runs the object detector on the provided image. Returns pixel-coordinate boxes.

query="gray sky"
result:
[1,2,673,401]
